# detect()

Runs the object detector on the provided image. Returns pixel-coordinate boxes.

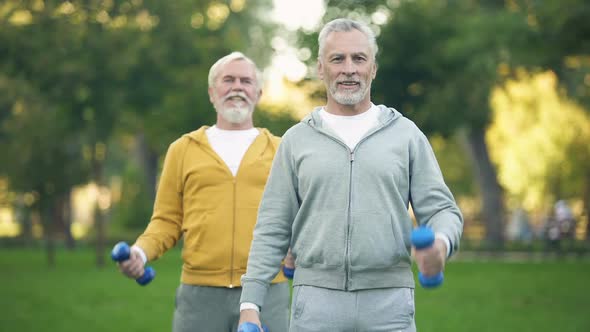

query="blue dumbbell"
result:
[111,242,155,286]
[282,265,294,279]
[410,227,444,288]
[237,322,269,332]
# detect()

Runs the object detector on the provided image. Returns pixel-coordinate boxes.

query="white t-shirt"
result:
[205,125,260,176]
[319,104,380,150]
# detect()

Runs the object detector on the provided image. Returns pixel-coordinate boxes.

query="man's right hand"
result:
[117,249,144,279]
[238,309,262,331]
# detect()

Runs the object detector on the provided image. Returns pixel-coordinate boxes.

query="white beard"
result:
[219,105,251,124]
[214,92,254,124]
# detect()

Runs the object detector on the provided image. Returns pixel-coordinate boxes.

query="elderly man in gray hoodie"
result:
[239,18,463,332]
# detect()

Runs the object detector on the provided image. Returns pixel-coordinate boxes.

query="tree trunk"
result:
[93,149,108,268]
[41,200,55,268]
[584,171,590,242]
[460,128,506,249]
[16,197,33,247]
[94,200,107,267]
[56,192,75,250]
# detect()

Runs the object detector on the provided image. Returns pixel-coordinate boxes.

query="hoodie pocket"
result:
[349,212,401,269]
[182,209,231,271]
[295,212,346,268]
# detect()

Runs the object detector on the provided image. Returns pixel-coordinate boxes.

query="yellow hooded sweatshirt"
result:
[134,126,287,287]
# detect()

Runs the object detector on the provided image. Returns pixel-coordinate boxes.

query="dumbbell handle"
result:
[237,322,269,332]
[111,241,155,286]
[411,227,444,288]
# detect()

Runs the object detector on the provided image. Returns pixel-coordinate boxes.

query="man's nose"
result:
[231,80,244,91]
[342,58,357,75]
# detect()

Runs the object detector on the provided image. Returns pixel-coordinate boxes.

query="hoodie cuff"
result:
[131,245,147,264]
[240,302,260,312]
[239,278,270,310]
[435,233,452,258]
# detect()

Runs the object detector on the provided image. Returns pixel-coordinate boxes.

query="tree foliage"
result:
[0,0,290,259]
[488,71,590,210]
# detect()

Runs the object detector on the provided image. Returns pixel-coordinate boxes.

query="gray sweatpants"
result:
[173,282,290,332]
[289,285,416,332]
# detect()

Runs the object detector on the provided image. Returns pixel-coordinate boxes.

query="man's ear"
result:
[317,60,324,80]
[208,87,215,104]
[372,62,377,79]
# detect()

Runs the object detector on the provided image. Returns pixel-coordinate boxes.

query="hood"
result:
[182,126,279,150]
[301,104,402,130]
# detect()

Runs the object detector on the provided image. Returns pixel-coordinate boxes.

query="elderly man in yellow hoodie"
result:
[117,52,293,332]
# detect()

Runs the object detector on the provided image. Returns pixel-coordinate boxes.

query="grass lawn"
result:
[1,248,589,331]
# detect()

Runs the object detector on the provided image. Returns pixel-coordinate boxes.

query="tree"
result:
[488,70,590,228]
[0,0,281,265]
[515,0,590,238]
[0,76,88,265]
[516,0,590,107]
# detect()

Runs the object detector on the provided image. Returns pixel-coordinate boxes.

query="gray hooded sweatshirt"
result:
[240,105,463,308]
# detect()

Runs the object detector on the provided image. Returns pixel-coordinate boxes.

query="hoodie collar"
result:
[183,126,278,153]
[302,104,401,130]
[184,126,273,145]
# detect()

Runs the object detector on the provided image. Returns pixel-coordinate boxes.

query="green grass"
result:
[414,261,590,331]
[0,248,182,331]
[1,248,589,331]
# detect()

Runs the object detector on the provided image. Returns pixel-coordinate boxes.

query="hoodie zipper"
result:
[345,150,354,290]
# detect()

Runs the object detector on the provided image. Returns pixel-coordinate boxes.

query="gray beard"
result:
[329,82,370,105]
[331,90,366,105]
[219,106,251,124]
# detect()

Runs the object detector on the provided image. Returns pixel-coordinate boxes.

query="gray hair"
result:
[318,18,378,60]
[207,52,263,91]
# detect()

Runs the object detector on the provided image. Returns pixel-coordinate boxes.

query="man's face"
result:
[318,29,377,106]
[209,59,261,124]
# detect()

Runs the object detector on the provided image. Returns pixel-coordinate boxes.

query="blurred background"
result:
[1,0,589,331]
